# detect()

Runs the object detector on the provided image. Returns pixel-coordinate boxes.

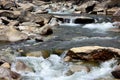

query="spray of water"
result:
[83,22,117,32]
[11,55,116,80]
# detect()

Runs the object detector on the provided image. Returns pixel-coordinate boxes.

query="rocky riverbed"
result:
[0,0,120,80]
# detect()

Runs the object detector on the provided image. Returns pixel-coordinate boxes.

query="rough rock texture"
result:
[64,46,120,62]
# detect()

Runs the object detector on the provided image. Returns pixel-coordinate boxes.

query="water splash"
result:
[83,22,117,32]
[11,55,116,80]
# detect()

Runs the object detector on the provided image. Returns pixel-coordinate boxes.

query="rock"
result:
[17,0,33,3]
[112,71,120,79]
[0,66,12,79]
[39,24,53,35]
[17,3,34,11]
[64,46,120,62]
[0,10,21,19]
[0,0,17,10]
[0,26,28,42]
[111,64,120,79]
[69,65,90,73]
[113,8,120,16]
[18,12,49,26]
[74,16,95,24]
[107,8,120,15]
[10,71,21,79]
[76,1,99,13]
[0,66,21,80]
[113,22,120,28]
[1,62,10,69]
[26,50,50,58]
[20,22,40,27]
[15,60,33,72]
[0,48,18,64]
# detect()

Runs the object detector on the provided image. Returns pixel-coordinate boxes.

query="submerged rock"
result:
[0,66,21,80]
[64,46,120,62]
[15,60,33,72]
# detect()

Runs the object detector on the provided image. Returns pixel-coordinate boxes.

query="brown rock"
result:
[64,46,120,62]
[26,50,50,58]
[112,64,120,79]
[1,62,10,69]
[39,24,53,35]
[113,8,120,16]
[76,1,98,13]
[0,25,28,42]
[0,66,20,80]
[15,60,33,72]
[17,3,34,11]
[69,65,90,73]
[0,10,21,19]
[0,0,17,10]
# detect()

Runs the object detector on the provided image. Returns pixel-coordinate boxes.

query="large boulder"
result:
[0,25,28,42]
[64,46,120,62]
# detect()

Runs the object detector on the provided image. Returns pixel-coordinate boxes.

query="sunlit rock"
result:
[26,50,50,58]
[39,24,53,35]
[0,26,28,42]
[64,46,120,62]
[1,62,10,69]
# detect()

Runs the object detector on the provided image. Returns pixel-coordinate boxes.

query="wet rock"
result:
[0,0,17,10]
[111,64,120,79]
[64,46,120,62]
[0,26,28,42]
[39,24,53,35]
[15,60,33,72]
[74,16,95,24]
[0,66,21,80]
[10,71,21,79]
[112,71,120,78]
[69,65,90,73]
[113,22,120,28]
[26,50,50,58]
[0,48,18,64]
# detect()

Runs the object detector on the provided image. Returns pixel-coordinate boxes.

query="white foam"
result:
[11,55,116,80]
[83,22,116,32]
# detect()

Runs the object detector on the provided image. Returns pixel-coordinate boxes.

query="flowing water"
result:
[11,55,117,80]
[0,13,120,80]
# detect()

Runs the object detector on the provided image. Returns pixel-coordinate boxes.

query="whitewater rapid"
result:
[11,54,116,80]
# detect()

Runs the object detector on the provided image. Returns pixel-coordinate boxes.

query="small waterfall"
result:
[11,54,116,80]
[60,17,80,26]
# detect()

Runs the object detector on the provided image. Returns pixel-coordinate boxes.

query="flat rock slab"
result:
[64,46,120,62]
